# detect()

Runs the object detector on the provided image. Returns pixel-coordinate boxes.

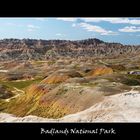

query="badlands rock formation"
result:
[0,38,140,60]
[0,38,140,122]
[0,90,140,122]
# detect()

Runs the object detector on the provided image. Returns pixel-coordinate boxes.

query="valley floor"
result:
[1,57,140,122]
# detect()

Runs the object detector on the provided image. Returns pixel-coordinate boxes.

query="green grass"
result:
[47,61,56,65]
[56,88,68,95]
[80,82,98,87]
[126,74,140,80]
[121,74,140,86]
[33,61,46,65]
[122,79,140,86]
[0,77,44,90]
[73,64,80,69]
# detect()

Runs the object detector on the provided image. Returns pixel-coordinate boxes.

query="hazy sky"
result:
[0,17,140,45]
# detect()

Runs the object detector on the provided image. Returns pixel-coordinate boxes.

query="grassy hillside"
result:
[0,77,43,90]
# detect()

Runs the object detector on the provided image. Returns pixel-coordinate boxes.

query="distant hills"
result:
[0,38,140,60]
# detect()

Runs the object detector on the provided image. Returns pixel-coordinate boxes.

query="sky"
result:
[0,17,140,45]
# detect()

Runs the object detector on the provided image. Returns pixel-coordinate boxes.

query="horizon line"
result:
[0,37,139,46]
